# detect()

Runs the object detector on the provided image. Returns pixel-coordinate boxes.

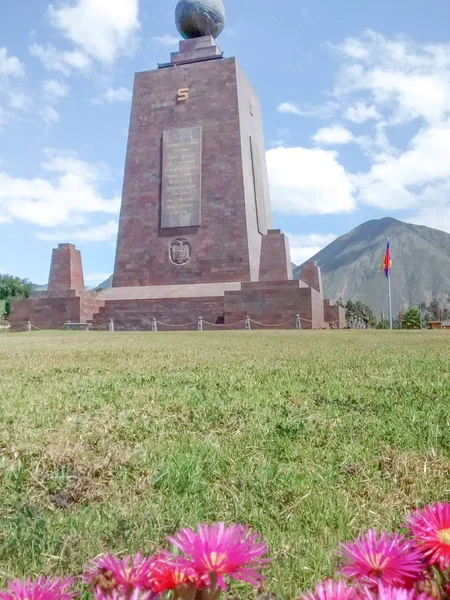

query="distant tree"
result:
[428,298,440,321]
[355,301,376,327]
[376,315,401,329]
[376,318,389,329]
[419,302,428,325]
[402,306,421,329]
[345,300,376,327]
[0,275,33,319]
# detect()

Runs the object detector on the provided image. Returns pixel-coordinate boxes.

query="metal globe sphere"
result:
[175,0,226,40]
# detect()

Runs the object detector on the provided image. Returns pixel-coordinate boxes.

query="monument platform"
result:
[88,279,329,330]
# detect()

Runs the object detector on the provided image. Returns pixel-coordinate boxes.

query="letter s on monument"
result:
[177,88,189,102]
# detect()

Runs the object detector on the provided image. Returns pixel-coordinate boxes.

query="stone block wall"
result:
[113,56,271,288]
[80,293,106,324]
[10,291,106,331]
[259,230,292,281]
[324,300,346,329]
[10,292,81,330]
[224,280,325,329]
[300,262,323,294]
[48,244,84,296]
[91,297,225,331]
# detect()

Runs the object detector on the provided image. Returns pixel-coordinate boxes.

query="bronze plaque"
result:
[161,126,202,228]
[250,136,267,235]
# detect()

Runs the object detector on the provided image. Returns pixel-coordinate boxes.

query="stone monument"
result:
[10,0,345,331]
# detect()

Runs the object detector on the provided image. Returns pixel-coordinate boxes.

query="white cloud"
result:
[357,121,450,210]
[0,48,25,78]
[313,125,354,145]
[274,30,450,231]
[37,220,118,243]
[85,272,111,282]
[333,30,450,125]
[0,49,29,121]
[407,189,450,233]
[29,44,91,76]
[0,149,120,229]
[9,92,32,111]
[345,102,380,123]
[287,233,337,265]
[277,102,304,116]
[48,0,140,63]
[40,106,60,126]
[0,107,11,126]
[277,100,339,119]
[329,32,450,223]
[43,79,69,100]
[105,87,132,103]
[153,34,179,48]
[266,146,355,215]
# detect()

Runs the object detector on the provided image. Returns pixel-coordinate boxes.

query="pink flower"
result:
[167,523,269,587]
[0,578,75,600]
[93,589,158,600]
[340,530,424,587]
[146,554,206,593]
[361,584,432,600]
[84,553,153,592]
[301,580,357,600]
[405,503,450,569]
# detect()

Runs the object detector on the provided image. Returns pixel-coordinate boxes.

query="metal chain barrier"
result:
[249,317,297,328]
[201,319,246,329]
[153,319,198,331]
[89,323,110,330]
[4,315,346,333]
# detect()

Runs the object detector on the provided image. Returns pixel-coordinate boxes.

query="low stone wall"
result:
[91,297,225,331]
[324,300,346,329]
[10,295,81,330]
[224,280,325,329]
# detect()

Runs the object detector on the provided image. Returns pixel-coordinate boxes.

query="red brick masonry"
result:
[48,244,84,296]
[324,299,346,329]
[259,230,292,282]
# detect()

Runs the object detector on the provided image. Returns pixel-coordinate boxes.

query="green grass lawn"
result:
[1,330,450,597]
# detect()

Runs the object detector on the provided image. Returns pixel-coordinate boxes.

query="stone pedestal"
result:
[324,299,346,329]
[10,245,104,330]
[299,261,323,294]
[48,243,84,295]
[259,230,292,281]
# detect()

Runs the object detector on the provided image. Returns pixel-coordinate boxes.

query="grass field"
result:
[1,330,450,597]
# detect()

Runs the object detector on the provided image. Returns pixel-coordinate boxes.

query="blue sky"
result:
[1,0,450,284]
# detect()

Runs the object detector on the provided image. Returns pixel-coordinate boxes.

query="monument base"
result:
[224,281,325,329]
[86,279,327,330]
[10,290,105,331]
[10,241,345,332]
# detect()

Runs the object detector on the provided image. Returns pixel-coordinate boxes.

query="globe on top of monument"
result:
[175,0,226,40]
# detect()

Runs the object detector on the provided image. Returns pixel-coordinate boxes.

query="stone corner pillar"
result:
[48,243,85,296]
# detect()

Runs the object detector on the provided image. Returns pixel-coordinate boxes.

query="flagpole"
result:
[388,273,393,330]
[387,238,393,330]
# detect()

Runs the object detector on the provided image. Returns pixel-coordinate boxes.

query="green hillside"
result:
[294,218,450,315]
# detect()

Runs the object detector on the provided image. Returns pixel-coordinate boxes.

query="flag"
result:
[382,241,392,278]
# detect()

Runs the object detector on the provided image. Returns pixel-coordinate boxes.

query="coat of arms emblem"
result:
[170,238,191,265]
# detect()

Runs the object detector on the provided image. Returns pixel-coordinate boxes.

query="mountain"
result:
[293,218,450,315]
[96,275,113,290]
